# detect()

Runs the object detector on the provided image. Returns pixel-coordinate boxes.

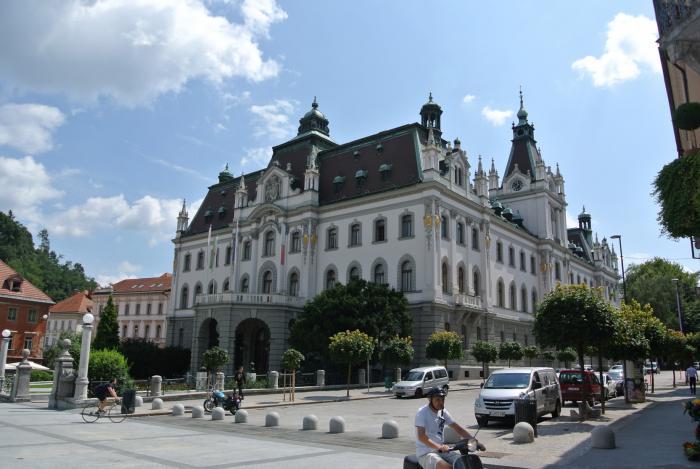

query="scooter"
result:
[403,436,485,469]
[203,389,242,415]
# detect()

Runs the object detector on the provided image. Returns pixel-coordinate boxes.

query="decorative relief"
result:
[265,176,281,202]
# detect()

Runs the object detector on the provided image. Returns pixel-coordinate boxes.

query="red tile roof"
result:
[111,273,172,293]
[0,259,54,304]
[49,290,94,314]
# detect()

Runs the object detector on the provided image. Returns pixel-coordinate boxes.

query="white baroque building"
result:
[166,93,620,375]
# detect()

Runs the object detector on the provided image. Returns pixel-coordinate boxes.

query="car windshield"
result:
[484,373,530,389]
[608,370,623,380]
[559,372,586,384]
[404,371,424,381]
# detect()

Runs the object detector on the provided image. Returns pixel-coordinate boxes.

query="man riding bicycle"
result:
[94,378,119,414]
[415,387,482,469]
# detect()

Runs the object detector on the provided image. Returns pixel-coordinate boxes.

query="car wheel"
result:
[415,388,423,398]
[476,416,488,427]
[552,400,561,418]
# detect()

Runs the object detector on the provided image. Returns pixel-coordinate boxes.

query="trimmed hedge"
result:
[119,339,190,379]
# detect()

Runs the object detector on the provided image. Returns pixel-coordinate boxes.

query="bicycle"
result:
[81,399,126,423]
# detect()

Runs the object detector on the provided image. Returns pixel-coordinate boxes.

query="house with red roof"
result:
[46,291,94,347]
[0,259,54,363]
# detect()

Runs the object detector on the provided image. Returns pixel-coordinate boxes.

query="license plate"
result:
[568,387,579,391]
[491,411,506,417]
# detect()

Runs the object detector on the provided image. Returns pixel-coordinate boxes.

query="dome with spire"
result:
[517,87,528,122]
[297,97,330,136]
[578,205,591,221]
[218,163,233,183]
[420,92,443,130]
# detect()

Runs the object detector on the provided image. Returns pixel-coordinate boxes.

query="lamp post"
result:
[0,329,11,392]
[610,235,627,303]
[672,278,684,333]
[73,313,94,401]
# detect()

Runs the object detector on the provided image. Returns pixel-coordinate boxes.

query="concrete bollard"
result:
[212,407,225,421]
[191,406,205,418]
[134,395,143,407]
[591,426,616,449]
[358,368,366,385]
[329,416,345,434]
[151,398,164,410]
[150,375,162,397]
[513,422,535,444]
[443,426,460,444]
[265,412,280,427]
[382,420,399,439]
[215,372,225,390]
[235,409,248,423]
[171,404,184,416]
[395,367,402,384]
[316,369,325,387]
[269,371,279,389]
[302,415,318,430]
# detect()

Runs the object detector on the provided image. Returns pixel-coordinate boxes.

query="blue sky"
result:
[0,0,694,286]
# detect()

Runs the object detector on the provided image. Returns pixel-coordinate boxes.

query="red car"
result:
[558,370,602,406]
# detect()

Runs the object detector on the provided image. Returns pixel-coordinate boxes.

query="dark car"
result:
[558,370,602,406]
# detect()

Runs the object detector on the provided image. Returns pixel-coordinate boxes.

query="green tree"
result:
[540,350,555,364]
[202,346,229,372]
[425,331,462,367]
[289,279,410,367]
[498,341,523,367]
[664,329,689,387]
[281,348,305,401]
[92,295,119,350]
[88,349,131,392]
[471,341,498,380]
[555,349,577,368]
[42,331,82,369]
[653,151,700,239]
[523,346,539,366]
[625,258,700,331]
[328,330,375,397]
[380,336,415,369]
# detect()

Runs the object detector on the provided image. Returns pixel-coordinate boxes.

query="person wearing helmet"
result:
[415,387,477,469]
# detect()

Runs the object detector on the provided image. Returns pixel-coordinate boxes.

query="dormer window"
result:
[379,164,392,181]
[204,208,213,222]
[355,169,368,187]
[333,175,345,193]
[376,143,384,153]
[4,275,22,292]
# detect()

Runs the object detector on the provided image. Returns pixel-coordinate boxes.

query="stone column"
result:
[358,368,366,385]
[0,329,10,393]
[73,314,95,401]
[49,339,76,409]
[316,369,325,387]
[11,349,32,402]
[150,375,162,397]
[268,370,279,389]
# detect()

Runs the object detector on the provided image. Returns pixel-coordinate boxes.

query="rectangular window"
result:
[520,252,526,271]
[471,228,479,251]
[178,328,184,347]
[508,247,515,267]
[225,246,232,265]
[134,324,139,338]
[122,325,127,338]
[530,256,536,275]
[135,304,141,315]
[327,228,338,250]
[500,331,505,342]
[158,303,163,315]
[24,336,33,351]
[290,233,301,253]
[8,308,17,321]
[243,242,251,261]
[496,243,503,263]
[184,254,191,271]
[401,215,413,238]
[146,303,152,315]
[145,325,150,339]
[350,224,361,246]
[374,220,386,242]
[28,309,37,322]
[196,252,205,270]
[99,304,104,314]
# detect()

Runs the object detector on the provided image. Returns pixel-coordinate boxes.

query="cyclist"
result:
[94,378,119,414]
[415,387,482,469]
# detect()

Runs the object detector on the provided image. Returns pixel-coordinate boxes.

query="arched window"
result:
[240,277,249,293]
[555,262,561,281]
[262,271,273,294]
[195,283,203,296]
[349,266,361,282]
[444,322,451,332]
[180,285,189,308]
[401,214,413,238]
[374,263,385,284]
[264,230,275,256]
[350,223,361,246]
[374,218,386,242]
[473,269,481,297]
[521,286,528,313]
[208,280,216,294]
[509,282,517,310]
[289,272,299,297]
[223,278,230,292]
[243,241,251,260]
[156,324,162,339]
[400,260,414,292]
[196,251,205,269]
[326,227,338,249]
[441,262,449,293]
[326,269,337,290]
[458,266,465,293]
[290,231,301,253]
[497,279,505,307]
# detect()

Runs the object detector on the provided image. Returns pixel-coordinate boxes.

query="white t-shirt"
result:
[415,404,455,457]
[688,367,698,378]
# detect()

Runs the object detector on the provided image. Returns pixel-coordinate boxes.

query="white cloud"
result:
[0,156,63,216]
[481,106,513,126]
[572,13,660,87]
[566,211,578,228]
[240,146,272,169]
[95,272,137,287]
[462,94,476,104]
[0,104,65,154]
[0,0,287,106]
[250,99,296,140]
[151,157,211,182]
[118,261,142,274]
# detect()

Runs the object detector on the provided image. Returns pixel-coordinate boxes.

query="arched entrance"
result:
[198,318,220,365]
[235,318,270,373]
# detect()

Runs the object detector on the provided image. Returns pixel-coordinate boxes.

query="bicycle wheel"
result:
[81,403,100,423]
[108,403,127,423]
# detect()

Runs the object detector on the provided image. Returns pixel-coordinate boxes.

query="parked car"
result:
[558,370,603,406]
[609,364,623,373]
[608,369,624,397]
[600,372,617,399]
[473,367,561,427]
[392,366,449,398]
[643,362,661,374]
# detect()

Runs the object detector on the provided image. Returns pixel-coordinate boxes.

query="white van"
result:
[473,367,561,426]
[392,366,449,398]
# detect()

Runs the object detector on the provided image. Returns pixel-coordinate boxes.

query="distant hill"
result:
[0,210,97,302]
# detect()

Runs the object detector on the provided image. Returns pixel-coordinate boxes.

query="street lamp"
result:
[610,235,627,303]
[672,278,684,333]
[0,329,11,392]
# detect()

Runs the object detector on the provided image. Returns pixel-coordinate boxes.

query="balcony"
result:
[195,292,307,308]
[453,293,483,310]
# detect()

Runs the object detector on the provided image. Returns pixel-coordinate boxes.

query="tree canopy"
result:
[202,346,229,372]
[289,279,410,367]
[93,295,119,350]
[380,336,414,368]
[471,341,498,378]
[523,346,539,366]
[328,330,375,397]
[498,341,523,367]
[425,331,462,367]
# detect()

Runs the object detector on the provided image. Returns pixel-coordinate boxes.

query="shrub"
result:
[653,153,700,239]
[425,331,462,367]
[88,349,130,389]
[381,335,415,368]
[30,370,53,382]
[202,346,229,372]
[119,339,190,379]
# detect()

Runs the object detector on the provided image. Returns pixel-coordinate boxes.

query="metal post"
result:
[0,330,10,392]
[673,278,684,333]
[73,314,95,401]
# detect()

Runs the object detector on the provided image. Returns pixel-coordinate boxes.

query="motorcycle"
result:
[203,389,242,415]
[403,437,485,469]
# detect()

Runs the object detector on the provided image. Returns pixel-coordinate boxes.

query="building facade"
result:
[93,274,171,346]
[0,259,53,362]
[45,290,94,347]
[166,94,620,375]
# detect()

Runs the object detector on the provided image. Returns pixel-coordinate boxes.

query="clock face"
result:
[511,179,523,192]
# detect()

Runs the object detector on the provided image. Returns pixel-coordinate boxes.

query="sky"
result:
[0,0,695,287]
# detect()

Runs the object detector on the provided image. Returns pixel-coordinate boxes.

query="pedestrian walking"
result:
[233,365,246,397]
[687,364,697,395]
